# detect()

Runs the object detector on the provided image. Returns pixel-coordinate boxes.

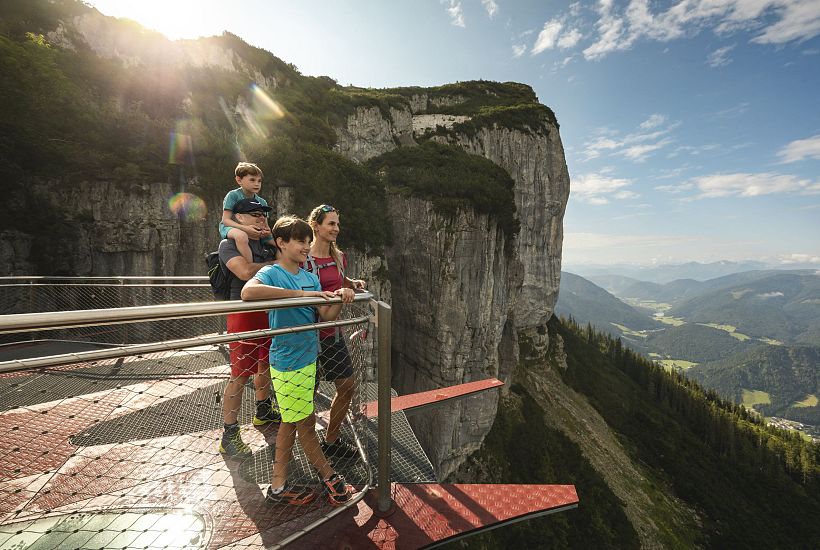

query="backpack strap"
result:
[304,254,336,273]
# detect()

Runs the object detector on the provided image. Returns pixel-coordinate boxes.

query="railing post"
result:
[375,300,393,513]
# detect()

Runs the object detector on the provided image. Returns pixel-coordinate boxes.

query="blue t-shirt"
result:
[219,189,270,236]
[253,263,321,372]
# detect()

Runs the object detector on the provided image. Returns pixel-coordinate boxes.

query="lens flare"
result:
[221,83,288,140]
[168,131,194,165]
[168,192,207,221]
[251,83,285,120]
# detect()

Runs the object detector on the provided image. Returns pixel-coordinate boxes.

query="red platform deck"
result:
[287,483,579,549]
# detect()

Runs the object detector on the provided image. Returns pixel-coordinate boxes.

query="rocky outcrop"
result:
[385,196,521,474]
[412,114,470,135]
[333,106,415,163]
[445,122,570,328]
[333,101,569,477]
[11,180,222,277]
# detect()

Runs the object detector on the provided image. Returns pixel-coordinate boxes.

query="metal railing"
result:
[0,276,220,345]
[0,287,397,549]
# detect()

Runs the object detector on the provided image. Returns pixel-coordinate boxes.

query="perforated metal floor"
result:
[0,350,437,549]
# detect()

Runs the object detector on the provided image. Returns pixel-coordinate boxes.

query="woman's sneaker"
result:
[323,473,352,506]
[265,484,317,506]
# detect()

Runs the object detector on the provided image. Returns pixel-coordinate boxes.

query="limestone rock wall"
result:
[385,196,521,475]
[333,106,415,163]
[7,180,220,277]
[446,123,570,328]
[333,102,570,477]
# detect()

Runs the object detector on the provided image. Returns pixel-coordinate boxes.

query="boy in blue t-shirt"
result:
[241,215,355,507]
[220,162,273,262]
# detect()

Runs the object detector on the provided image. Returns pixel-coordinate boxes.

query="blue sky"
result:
[88,0,820,266]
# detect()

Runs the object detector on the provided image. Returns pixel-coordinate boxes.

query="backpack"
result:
[205,251,235,300]
[304,254,344,279]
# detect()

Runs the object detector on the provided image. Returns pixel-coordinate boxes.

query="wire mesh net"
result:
[0,278,223,346]
[0,288,380,549]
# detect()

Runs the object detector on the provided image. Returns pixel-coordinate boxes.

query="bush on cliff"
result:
[366,141,519,237]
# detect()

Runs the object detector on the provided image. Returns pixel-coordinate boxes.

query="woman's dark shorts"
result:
[318,336,353,381]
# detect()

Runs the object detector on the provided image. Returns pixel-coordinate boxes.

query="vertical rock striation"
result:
[333,98,570,477]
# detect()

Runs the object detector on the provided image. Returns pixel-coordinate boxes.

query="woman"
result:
[305,204,366,461]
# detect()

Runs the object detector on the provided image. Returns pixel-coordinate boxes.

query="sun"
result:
[87,0,227,40]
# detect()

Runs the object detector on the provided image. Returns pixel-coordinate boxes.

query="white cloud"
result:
[578,0,820,61]
[532,19,563,54]
[778,253,820,264]
[687,172,820,199]
[551,55,575,72]
[582,136,621,160]
[581,115,677,162]
[558,28,583,48]
[655,182,695,194]
[572,171,638,204]
[669,143,721,157]
[803,48,820,55]
[444,0,465,27]
[564,232,698,249]
[752,1,820,44]
[777,134,820,163]
[512,43,527,58]
[583,0,626,60]
[714,101,751,118]
[482,0,499,18]
[706,44,735,67]
[621,138,672,161]
[639,113,667,130]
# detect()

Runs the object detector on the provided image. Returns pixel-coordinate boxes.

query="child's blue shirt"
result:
[253,264,322,372]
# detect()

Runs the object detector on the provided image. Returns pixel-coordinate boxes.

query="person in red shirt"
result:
[305,204,366,461]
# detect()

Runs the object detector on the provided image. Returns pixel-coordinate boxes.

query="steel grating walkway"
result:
[0,346,436,549]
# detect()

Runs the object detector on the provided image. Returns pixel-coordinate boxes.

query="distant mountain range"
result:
[556,269,820,424]
[566,260,818,284]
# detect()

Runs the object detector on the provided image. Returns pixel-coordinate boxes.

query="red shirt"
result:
[303,253,347,339]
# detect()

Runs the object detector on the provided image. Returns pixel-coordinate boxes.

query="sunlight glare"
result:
[88,0,225,40]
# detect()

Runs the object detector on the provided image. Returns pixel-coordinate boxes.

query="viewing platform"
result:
[0,276,578,549]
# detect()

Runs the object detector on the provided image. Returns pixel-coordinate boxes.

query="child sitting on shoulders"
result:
[220,162,273,262]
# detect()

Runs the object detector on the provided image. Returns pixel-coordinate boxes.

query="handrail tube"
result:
[0,292,373,334]
[0,284,212,288]
[0,315,370,373]
[0,276,208,281]
[375,300,393,513]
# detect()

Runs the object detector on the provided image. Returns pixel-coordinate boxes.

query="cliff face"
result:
[385,196,521,474]
[3,180,219,277]
[333,103,570,477]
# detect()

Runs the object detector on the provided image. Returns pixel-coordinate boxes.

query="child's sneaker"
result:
[323,473,352,506]
[219,429,252,458]
[321,435,358,461]
[252,407,282,426]
[265,484,317,506]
